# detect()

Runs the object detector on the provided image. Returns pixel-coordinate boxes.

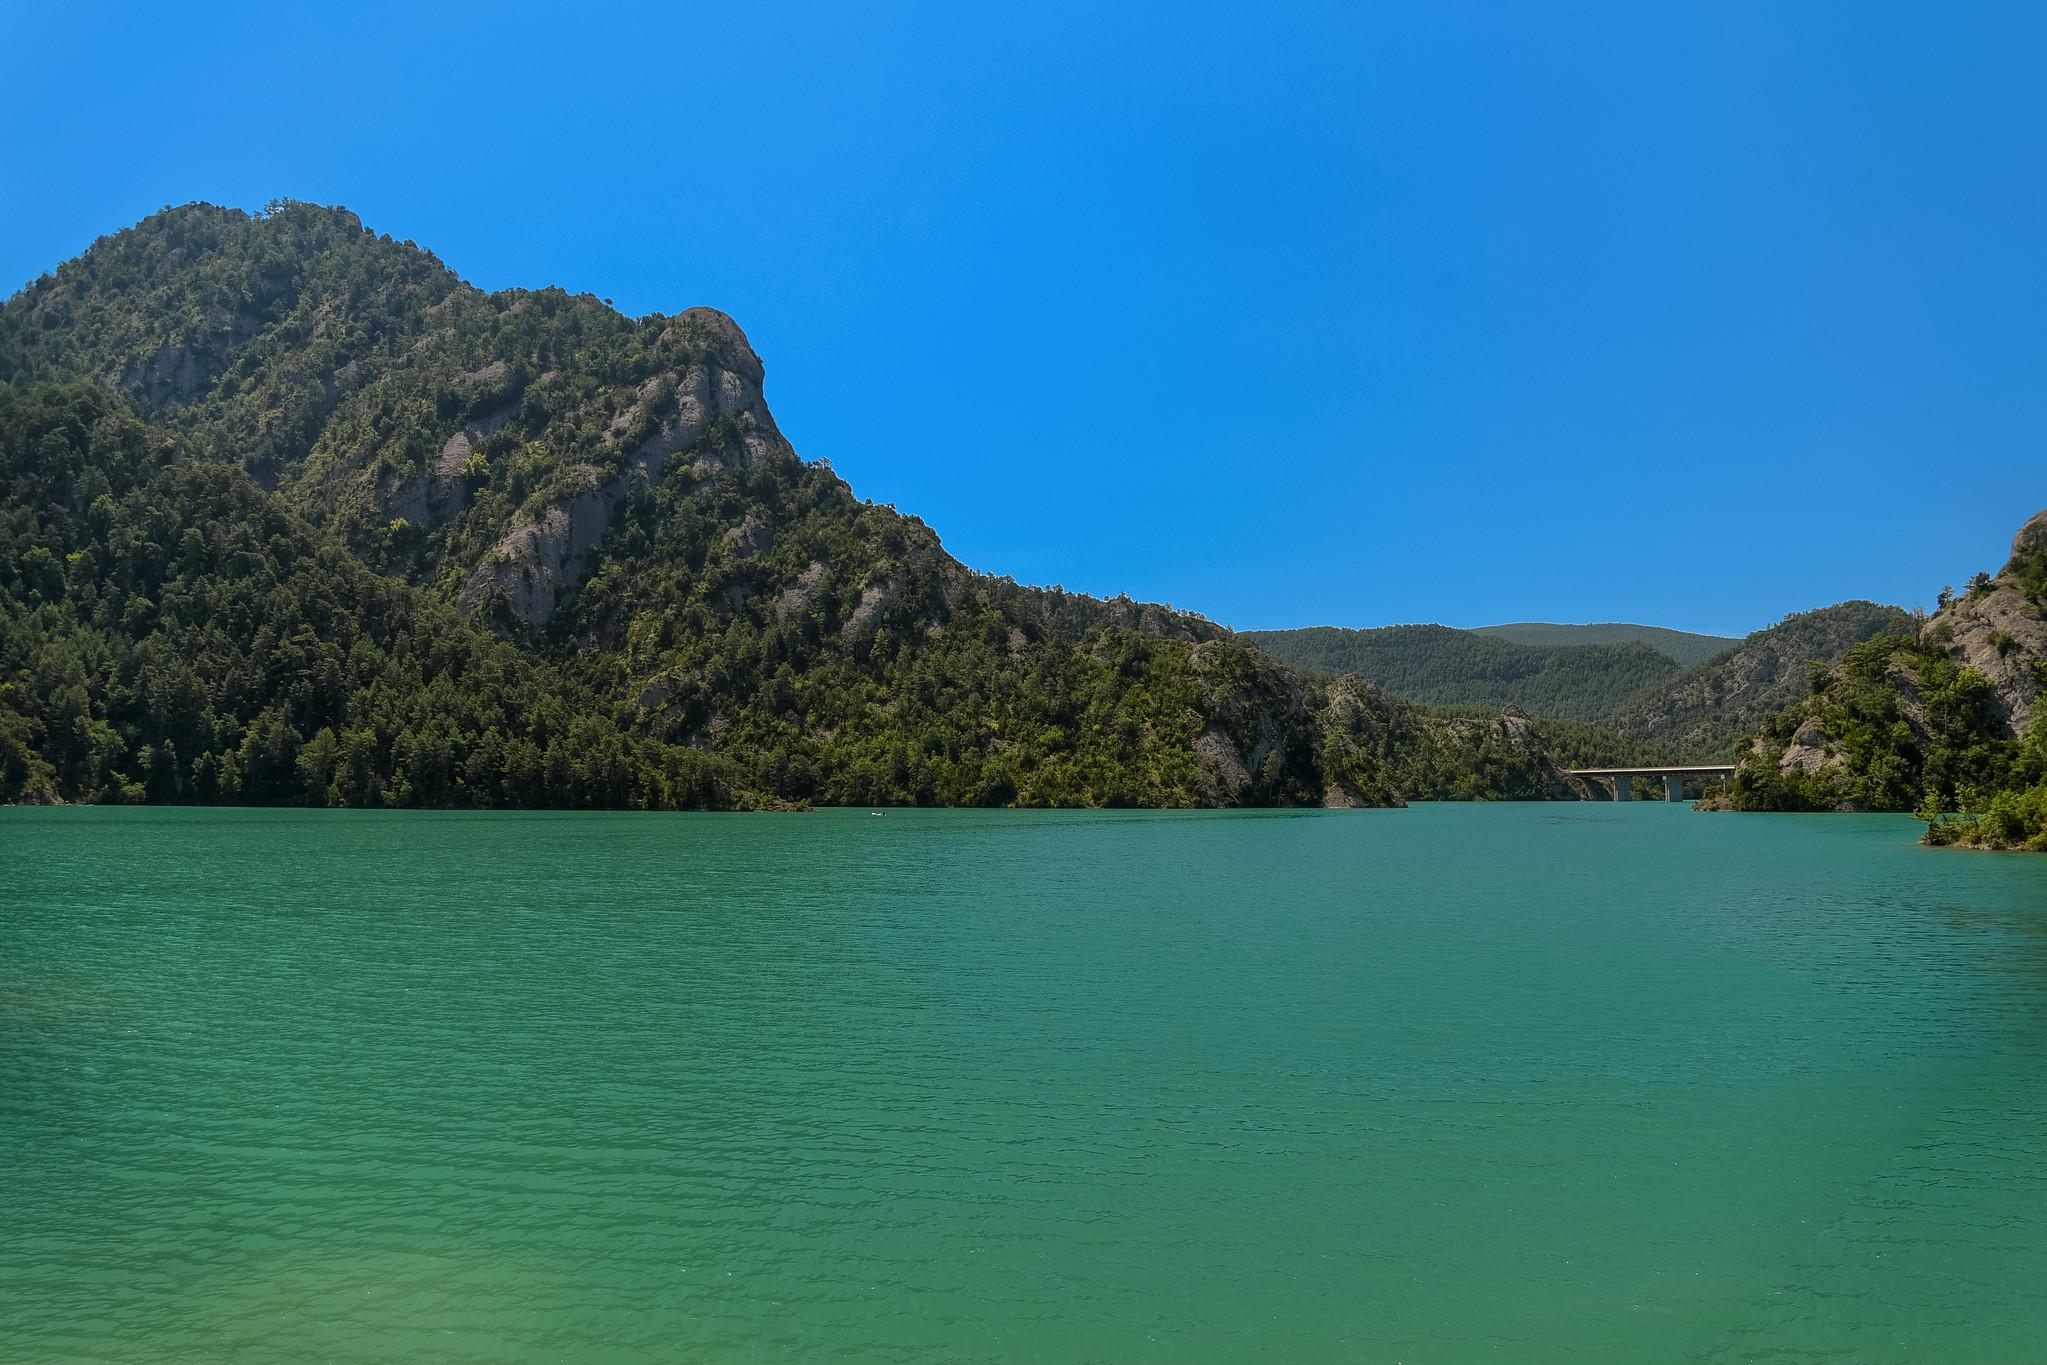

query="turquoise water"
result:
[3,804,2045,1363]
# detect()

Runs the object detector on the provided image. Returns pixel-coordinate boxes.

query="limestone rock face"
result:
[1778,722,1835,773]
[1922,507,2047,738]
[116,311,265,407]
[460,312,791,628]
[1757,507,2047,797]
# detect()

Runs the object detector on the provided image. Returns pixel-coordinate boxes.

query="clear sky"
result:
[5,2,2041,635]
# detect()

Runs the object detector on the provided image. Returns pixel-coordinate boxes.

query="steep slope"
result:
[1728,510,2047,849]
[0,382,730,808]
[1471,621,1739,667]
[1251,605,1907,762]
[1601,602,1912,759]
[0,201,783,610]
[1242,624,1684,727]
[0,203,1594,809]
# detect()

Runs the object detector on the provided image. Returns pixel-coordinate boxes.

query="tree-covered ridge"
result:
[1242,624,1685,728]
[1728,510,2047,850]
[0,382,737,809]
[2,202,1649,809]
[1600,601,1912,759]
[1470,621,1739,668]
[1246,604,1906,761]
[0,201,780,606]
[0,382,1615,809]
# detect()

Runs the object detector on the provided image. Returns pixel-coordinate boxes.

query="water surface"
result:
[3,804,2045,1362]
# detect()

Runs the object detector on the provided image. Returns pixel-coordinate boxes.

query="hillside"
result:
[1729,510,2047,849]
[1245,606,1903,760]
[1601,602,1912,759]
[1242,624,1684,729]
[0,383,729,808]
[1470,622,1739,667]
[0,202,1598,809]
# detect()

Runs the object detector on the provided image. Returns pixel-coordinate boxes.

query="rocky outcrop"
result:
[776,560,828,616]
[117,310,265,407]
[464,469,618,625]
[1193,725,1254,800]
[382,400,522,529]
[1605,601,1910,758]
[1775,721,1835,774]
[840,576,902,641]
[1742,508,2047,806]
[1926,508,2047,738]
[434,402,517,479]
[722,512,774,559]
[1185,641,1327,806]
[459,311,789,628]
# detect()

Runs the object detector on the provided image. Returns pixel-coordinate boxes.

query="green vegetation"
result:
[1727,514,2047,850]
[0,383,739,808]
[1730,636,2047,849]
[1243,624,1684,727]
[1,204,1622,810]
[1248,603,1907,761]
[1471,621,1738,667]
[1600,602,1912,759]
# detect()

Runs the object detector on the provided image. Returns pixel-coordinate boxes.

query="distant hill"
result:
[1247,603,1909,761]
[1602,602,1912,758]
[1241,625,1683,726]
[1471,622,1739,668]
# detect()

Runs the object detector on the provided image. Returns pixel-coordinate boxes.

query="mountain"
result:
[0,202,1598,809]
[1728,510,2047,849]
[1470,622,1739,668]
[1600,602,1912,759]
[1245,605,1905,758]
[1241,625,1684,727]
[0,383,723,808]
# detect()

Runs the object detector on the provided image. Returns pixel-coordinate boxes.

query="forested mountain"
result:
[1470,622,1738,668]
[0,383,724,808]
[1241,624,1684,726]
[1600,602,1911,758]
[0,202,1609,809]
[1729,510,2047,849]
[1246,605,1904,759]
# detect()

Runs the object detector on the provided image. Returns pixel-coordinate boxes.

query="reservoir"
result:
[3,804,2044,1362]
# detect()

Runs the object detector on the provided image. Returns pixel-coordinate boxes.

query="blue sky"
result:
[5,2,2041,635]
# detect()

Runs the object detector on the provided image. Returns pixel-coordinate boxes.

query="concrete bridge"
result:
[1569,765,1736,801]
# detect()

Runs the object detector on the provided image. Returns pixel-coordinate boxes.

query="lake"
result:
[3,804,2045,1362]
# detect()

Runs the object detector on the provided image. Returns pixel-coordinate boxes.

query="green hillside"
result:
[0,203,1604,809]
[1471,622,1739,667]
[1729,512,2046,849]
[1242,624,1683,727]
[1602,602,1911,759]
[1248,604,1908,762]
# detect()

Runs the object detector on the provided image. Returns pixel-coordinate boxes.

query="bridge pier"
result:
[1571,764,1736,804]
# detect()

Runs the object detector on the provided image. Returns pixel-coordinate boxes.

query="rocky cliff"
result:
[1728,509,2047,844]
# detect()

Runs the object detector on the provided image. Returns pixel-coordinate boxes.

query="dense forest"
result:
[0,203,1639,810]
[0,383,735,808]
[1242,624,1686,725]
[1729,511,2047,849]
[1248,603,1907,759]
[1470,621,1737,667]
[1599,602,1911,757]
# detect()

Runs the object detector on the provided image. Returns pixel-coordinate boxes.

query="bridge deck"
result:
[1569,765,1735,777]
